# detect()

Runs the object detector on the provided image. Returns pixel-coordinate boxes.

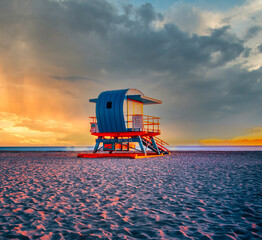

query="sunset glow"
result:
[201,138,262,146]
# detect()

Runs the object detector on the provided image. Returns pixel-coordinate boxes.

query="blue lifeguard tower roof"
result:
[89,88,162,105]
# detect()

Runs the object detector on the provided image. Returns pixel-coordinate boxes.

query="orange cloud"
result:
[200,127,262,146]
[200,138,262,146]
[0,111,92,146]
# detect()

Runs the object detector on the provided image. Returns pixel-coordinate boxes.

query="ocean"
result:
[0,151,261,239]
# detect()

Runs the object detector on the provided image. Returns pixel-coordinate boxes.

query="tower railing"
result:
[126,114,160,133]
[89,115,160,133]
[89,116,97,124]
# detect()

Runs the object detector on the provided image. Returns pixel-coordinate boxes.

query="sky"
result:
[0,0,261,146]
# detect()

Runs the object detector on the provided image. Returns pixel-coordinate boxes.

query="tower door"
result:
[126,99,143,130]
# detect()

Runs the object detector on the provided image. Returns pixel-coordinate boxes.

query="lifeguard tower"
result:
[77,88,169,159]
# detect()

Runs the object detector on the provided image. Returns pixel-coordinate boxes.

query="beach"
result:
[0,151,261,239]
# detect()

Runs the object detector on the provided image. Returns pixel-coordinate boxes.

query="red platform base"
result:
[77,152,165,159]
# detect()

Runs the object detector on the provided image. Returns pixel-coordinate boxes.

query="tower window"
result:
[106,101,112,109]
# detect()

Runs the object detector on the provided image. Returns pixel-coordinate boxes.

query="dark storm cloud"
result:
[244,25,262,40]
[0,0,248,75]
[50,75,100,82]
[0,0,249,75]
[242,48,251,58]
[107,22,246,75]
[195,66,262,119]
[1,0,261,138]
[257,43,262,53]
[0,0,118,77]
[155,66,262,124]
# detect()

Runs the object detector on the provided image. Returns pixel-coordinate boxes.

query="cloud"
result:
[50,75,100,82]
[57,132,93,146]
[0,0,250,77]
[14,119,72,134]
[257,43,262,53]
[162,3,223,35]
[244,25,262,40]
[200,138,262,146]
[200,126,262,146]
[0,112,91,146]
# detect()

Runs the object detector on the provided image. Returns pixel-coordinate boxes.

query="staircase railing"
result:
[154,136,169,146]
[141,136,170,153]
